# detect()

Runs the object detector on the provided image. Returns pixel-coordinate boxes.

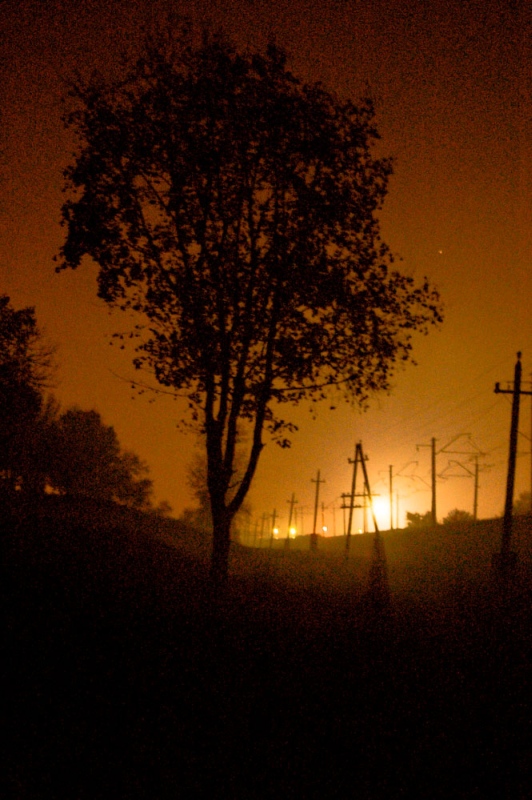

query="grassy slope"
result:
[4,496,532,798]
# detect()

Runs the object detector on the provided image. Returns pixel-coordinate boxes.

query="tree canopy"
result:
[0,296,166,512]
[443,509,474,527]
[0,295,55,491]
[49,408,155,509]
[406,511,434,529]
[0,295,54,394]
[58,31,443,582]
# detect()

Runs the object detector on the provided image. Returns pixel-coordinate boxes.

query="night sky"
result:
[1,0,530,529]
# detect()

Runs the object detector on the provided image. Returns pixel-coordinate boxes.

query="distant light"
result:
[358,528,363,534]
[289,526,297,538]
[322,525,328,534]
[370,496,390,530]
[273,527,279,538]
[438,249,443,254]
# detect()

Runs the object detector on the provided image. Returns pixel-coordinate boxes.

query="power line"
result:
[493,352,532,585]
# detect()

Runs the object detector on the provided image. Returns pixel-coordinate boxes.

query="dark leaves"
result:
[58,32,443,523]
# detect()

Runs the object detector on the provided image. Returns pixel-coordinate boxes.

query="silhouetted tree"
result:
[443,508,474,526]
[0,295,55,493]
[0,379,41,492]
[182,451,213,537]
[513,491,531,516]
[49,408,154,508]
[115,449,154,509]
[406,511,433,529]
[184,444,251,542]
[0,295,55,393]
[21,394,62,494]
[58,31,442,583]
[151,498,173,518]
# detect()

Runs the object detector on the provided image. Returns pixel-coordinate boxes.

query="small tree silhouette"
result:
[443,508,474,526]
[406,511,433,529]
[513,491,531,516]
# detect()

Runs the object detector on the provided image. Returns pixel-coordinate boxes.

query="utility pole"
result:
[346,445,359,541]
[297,505,309,537]
[285,492,297,548]
[321,501,327,535]
[344,442,379,558]
[473,454,480,521]
[418,433,482,526]
[438,436,489,521]
[417,438,437,524]
[361,487,380,533]
[341,498,347,536]
[259,512,267,546]
[243,509,252,545]
[344,443,390,610]
[389,465,394,531]
[396,492,400,529]
[269,508,278,549]
[310,470,325,551]
[439,454,489,521]
[493,352,532,581]
[330,501,337,537]
[431,439,436,524]
[467,454,493,522]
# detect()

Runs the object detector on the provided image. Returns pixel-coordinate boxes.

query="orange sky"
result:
[1,0,531,529]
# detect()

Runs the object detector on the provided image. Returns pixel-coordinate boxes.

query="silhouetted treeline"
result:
[0,294,53,493]
[0,295,168,513]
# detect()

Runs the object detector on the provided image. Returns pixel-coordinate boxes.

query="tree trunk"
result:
[210,509,232,588]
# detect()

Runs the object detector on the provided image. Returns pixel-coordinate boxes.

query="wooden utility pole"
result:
[438,449,488,521]
[389,465,394,531]
[473,455,480,521]
[431,438,436,524]
[340,443,391,608]
[346,445,359,540]
[285,492,297,548]
[310,470,325,551]
[269,508,278,549]
[341,497,347,536]
[330,501,337,537]
[344,442,379,558]
[418,433,482,526]
[297,505,309,537]
[259,513,267,546]
[469,454,491,522]
[396,492,400,529]
[493,352,532,580]
[417,438,437,524]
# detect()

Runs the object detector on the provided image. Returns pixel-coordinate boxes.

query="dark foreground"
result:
[4,498,532,798]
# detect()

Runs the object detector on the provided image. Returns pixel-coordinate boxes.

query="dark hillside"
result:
[4,497,532,798]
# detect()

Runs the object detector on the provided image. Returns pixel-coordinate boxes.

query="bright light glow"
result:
[370,496,391,530]
[289,526,297,538]
[273,527,279,538]
[321,525,328,534]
